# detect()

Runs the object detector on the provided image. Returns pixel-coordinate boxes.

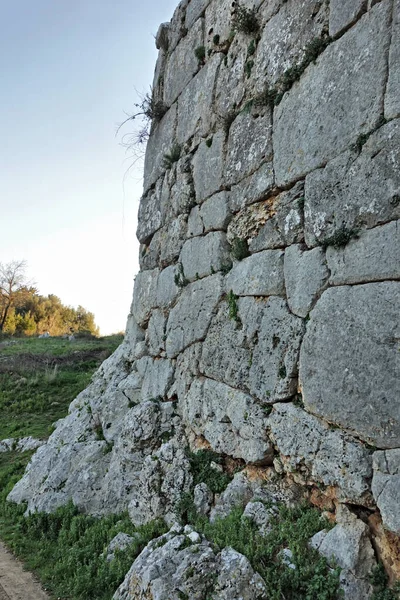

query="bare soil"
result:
[0,541,49,600]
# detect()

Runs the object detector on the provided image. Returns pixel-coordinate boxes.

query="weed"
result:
[320,224,359,249]
[227,290,240,323]
[162,142,181,170]
[205,137,213,148]
[220,262,233,275]
[174,264,189,288]
[194,46,206,64]
[245,60,254,78]
[247,39,257,56]
[278,365,287,379]
[188,449,232,494]
[297,196,305,210]
[232,5,259,35]
[370,564,400,600]
[230,237,250,261]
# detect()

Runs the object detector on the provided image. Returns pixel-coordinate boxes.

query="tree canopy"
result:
[0,261,99,337]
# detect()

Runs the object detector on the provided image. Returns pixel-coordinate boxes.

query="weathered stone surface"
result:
[146,309,167,356]
[274,2,391,186]
[226,250,285,296]
[139,357,175,401]
[106,533,137,562]
[165,274,223,357]
[185,0,211,29]
[300,283,400,448]
[225,112,273,185]
[164,18,204,105]
[310,505,376,600]
[156,265,180,308]
[161,157,196,223]
[269,403,373,504]
[176,53,221,144]
[168,0,190,52]
[159,215,188,266]
[179,231,231,281]
[0,437,45,453]
[113,527,268,600]
[254,0,328,90]
[137,178,164,244]
[192,131,225,202]
[210,472,259,522]
[329,0,367,37]
[187,205,204,237]
[200,297,267,391]
[193,482,213,516]
[327,220,400,285]
[284,244,329,317]
[372,449,400,534]
[182,378,273,463]
[229,162,275,213]
[214,34,248,118]
[204,0,234,47]
[304,120,400,247]
[229,182,304,252]
[131,269,159,326]
[242,501,273,536]
[249,297,304,402]
[200,192,231,232]
[143,104,177,192]
[385,0,400,118]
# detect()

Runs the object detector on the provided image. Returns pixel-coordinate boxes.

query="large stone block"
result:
[183,377,273,463]
[165,274,223,357]
[225,112,273,185]
[284,244,329,317]
[254,0,328,90]
[156,265,180,308]
[200,192,232,232]
[192,131,225,202]
[139,357,175,402]
[273,1,392,186]
[249,297,304,402]
[269,404,373,504]
[131,269,159,326]
[385,0,400,118]
[137,178,164,244]
[143,104,177,193]
[176,53,221,144]
[164,18,204,106]
[179,231,231,281]
[300,282,400,448]
[327,221,400,285]
[372,449,400,534]
[304,120,400,247]
[226,250,285,296]
[329,0,367,37]
[185,0,212,29]
[229,162,275,213]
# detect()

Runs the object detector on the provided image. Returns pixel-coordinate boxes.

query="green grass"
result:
[0,335,122,439]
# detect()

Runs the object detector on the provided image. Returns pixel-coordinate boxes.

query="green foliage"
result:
[194,46,206,63]
[174,263,189,288]
[232,4,259,35]
[227,290,240,323]
[370,564,400,600]
[245,59,254,78]
[230,237,250,261]
[188,449,232,494]
[162,142,182,169]
[247,39,257,56]
[320,224,359,249]
[205,137,213,148]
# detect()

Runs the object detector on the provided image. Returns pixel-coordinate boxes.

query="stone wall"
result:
[8,0,400,594]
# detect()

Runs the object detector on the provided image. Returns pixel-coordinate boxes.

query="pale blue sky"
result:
[0,0,178,334]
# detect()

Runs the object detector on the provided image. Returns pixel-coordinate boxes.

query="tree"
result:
[0,260,32,332]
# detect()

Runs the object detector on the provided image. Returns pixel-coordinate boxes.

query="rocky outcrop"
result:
[7,0,400,595]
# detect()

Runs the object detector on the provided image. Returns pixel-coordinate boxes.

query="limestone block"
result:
[168,0,190,52]
[327,221,400,285]
[131,269,159,327]
[213,547,269,599]
[172,342,202,401]
[187,205,204,237]
[254,0,328,90]
[193,482,213,515]
[226,250,285,296]
[137,178,164,244]
[159,215,188,266]
[214,35,248,118]
[106,532,136,562]
[273,2,392,186]
[200,192,231,232]
[269,404,373,504]
[143,104,177,193]
[329,0,367,37]
[372,449,400,534]
[210,472,259,522]
[385,0,400,118]
[246,182,305,251]
[146,309,167,356]
[139,233,161,271]
[192,131,225,202]
[165,274,223,357]
[156,265,180,308]
[284,244,329,317]
[304,120,400,247]
[182,378,273,463]
[179,231,231,281]
[225,112,273,185]
[200,297,268,391]
[242,501,272,536]
[204,0,234,47]
[139,357,175,401]
[249,297,305,402]
[164,18,204,106]
[229,162,275,213]
[176,53,221,144]
[300,283,400,448]
[186,0,212,29]
[162,160,195,222]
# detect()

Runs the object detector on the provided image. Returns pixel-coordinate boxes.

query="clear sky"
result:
[0,0,178,334]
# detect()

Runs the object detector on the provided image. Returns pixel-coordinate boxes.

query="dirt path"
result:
[0,542,50,600]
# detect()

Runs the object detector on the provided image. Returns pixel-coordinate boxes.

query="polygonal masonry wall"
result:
[9,0,400,551]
